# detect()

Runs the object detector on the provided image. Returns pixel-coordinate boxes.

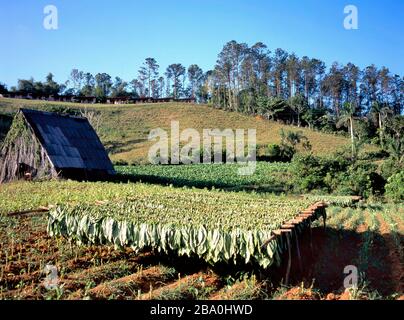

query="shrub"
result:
[113,159,129,166]
[385,171,404,202]
[259,143,294,162]
[381,158,403,180]
[290,154,386,197]
[260,143,288,162]
[333,162,386,197]
[267,143,281,158]
[290,154,349,193]
[361,150,389,161]
[257,130,311,163]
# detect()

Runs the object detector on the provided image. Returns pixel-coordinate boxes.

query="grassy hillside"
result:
[0,97,350,164]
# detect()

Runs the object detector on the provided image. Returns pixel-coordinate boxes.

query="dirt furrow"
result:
[376,215,403,295]
[209,280,262,300]
[87,265,174,299]
[139,272,221,300]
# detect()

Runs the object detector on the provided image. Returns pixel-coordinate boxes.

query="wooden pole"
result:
[294,229,303,273]
[309,220,313,255]
[285,233,292,286]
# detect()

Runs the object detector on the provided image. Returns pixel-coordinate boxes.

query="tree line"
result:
[210,41,402,125]
[1,40,402,137]
[1,60,205,102]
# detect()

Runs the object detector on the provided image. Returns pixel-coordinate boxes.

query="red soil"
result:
[376,216,404,295]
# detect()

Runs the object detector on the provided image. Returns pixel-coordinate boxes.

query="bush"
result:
[361,150,389,161]
[113,159,129,166]
[333,162,386,198]
[267,143,294,162]
[43,105,80,116]
[385,171,404,202]
[381,158,403,180]
[257,130,311,163]
[257,143,297,163]
[267,143,281,158]
[290,154,386,197]
[290,154,349,193]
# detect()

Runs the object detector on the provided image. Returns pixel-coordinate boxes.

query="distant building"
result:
[1,92,196,105]
[106,97,196,104]
[0,109,115,183]
[1,92,97,104]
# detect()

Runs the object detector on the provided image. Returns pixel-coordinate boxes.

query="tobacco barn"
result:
[0,108,115,183]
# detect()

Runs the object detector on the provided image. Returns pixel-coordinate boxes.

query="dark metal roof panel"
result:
[20,109,114,172]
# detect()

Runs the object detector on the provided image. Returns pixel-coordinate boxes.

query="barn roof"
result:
[20,109,115,173]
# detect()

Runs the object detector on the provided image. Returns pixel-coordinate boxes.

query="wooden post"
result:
[309,220,313,255]
[294,229,303,273]
[323,209,327,230]
[285,233,292,286]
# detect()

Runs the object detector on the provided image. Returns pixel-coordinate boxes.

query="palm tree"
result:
[337,102,356,159]
[370,102,393,147]
[257,97,286,121]
[281,130,306,148]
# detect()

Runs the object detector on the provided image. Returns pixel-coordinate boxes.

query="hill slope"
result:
[0,98,349,164]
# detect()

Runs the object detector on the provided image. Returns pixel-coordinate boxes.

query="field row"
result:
[116,162,290,192]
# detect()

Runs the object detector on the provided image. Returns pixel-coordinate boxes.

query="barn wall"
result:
[0,113,57,183]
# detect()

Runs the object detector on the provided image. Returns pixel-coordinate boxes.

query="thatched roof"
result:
[20,109,114,174]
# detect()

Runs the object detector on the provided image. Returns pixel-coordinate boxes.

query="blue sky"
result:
[0,0,403,87]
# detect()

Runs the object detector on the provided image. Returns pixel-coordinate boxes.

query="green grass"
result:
[219,275,267,300]
[0,97,351,164]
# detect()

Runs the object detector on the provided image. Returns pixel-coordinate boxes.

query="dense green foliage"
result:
[261,130,311,162]
[385,171,404,202]
[289,154,386,198]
